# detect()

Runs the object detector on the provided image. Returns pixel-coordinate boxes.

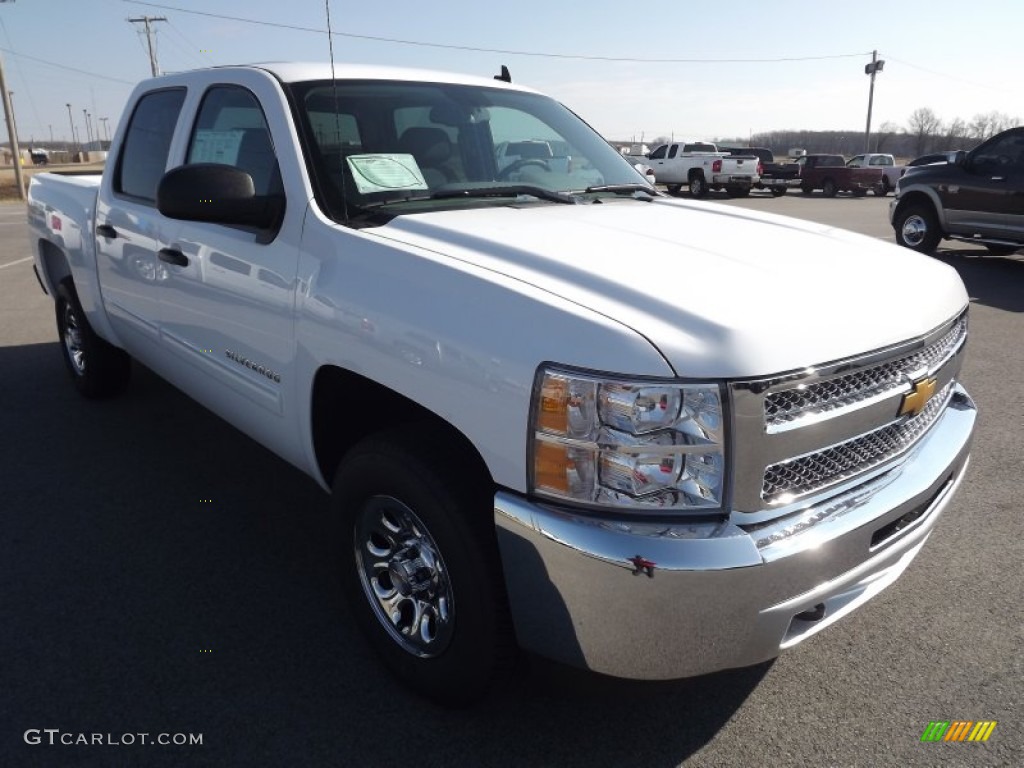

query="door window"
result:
[648,145,666,160]
[187,86,283,196]
[115,89,186,202]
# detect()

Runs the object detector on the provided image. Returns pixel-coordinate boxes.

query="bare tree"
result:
[944,117,968,146]
[907,108,942,155]
[875,120,900,152]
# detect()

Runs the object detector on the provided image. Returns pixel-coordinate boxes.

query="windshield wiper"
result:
[584,183,658,198]
[431,184,577,205]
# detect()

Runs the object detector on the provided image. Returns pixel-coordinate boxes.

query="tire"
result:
[852,189,868,198]
[984,244,1020,256]
[689,173,709,198]
[801,184,813,195]
[770,187,788,197]
[332,429,515,706]
[665,183,681,195]
[55,278,131,398]
[876,178,891,197]
[821,178,838,198]
[725,185,751,198]
[894,204,942,254]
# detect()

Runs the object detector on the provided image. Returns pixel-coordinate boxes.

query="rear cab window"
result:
[114,89,187,202]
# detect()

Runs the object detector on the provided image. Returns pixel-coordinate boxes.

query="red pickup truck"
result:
[761,154,886,197]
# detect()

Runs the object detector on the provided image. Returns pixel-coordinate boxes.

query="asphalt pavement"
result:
[1,196,1021,768]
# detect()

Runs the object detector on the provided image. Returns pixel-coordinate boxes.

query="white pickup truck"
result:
[643,141,761,197]
[27,63,975,705]
[846,152,905,196]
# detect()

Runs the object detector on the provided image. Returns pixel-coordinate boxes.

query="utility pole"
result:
[66,102,77,158]
[128,15,167,77]
[49,124,53,144]
[864,50,886,153]
[0,56,25,199]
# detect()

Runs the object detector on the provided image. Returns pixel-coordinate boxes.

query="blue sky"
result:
[0,0,1021,145]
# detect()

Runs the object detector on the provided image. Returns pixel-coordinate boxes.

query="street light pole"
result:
[864,50,886,153]
[82,108,92,148]
[100,117,110,144]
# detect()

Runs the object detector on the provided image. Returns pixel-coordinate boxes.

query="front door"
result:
[944,130,1024,239]
[155,80,301,441]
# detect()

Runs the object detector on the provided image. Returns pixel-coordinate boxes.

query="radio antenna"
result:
[324,0,349,221]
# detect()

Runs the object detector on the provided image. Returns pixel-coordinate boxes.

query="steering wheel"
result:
[496,158,551,180]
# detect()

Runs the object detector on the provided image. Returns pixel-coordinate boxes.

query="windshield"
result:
[287,79,652,226]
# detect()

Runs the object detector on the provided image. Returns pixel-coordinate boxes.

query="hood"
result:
[369,197,968,378]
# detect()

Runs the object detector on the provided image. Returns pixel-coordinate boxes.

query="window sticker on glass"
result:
[189,129,245,164]
[345,154,428,194]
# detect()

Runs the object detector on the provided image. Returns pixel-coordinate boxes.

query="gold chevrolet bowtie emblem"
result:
[899,377,937,418]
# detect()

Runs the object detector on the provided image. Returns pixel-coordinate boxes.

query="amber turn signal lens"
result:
[534,440,572,494]
[537,375,568,435]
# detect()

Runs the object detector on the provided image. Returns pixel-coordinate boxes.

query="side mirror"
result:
[952,150,968,167]
[157,164,283,229]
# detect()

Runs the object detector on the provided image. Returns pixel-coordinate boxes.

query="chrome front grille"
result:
[729,310,968,515]
[764,314,967,429]
[761,382,953,504]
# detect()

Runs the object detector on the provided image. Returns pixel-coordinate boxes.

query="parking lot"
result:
[1,194,1021,767]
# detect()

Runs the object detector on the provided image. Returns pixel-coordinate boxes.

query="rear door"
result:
[95,88,186,360]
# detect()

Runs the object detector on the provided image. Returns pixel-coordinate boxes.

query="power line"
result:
[0,45,136,85]
[880,54,1006,94]
[122,2,871,64]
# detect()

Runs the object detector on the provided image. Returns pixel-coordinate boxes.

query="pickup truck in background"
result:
[644,141,760,197]
[760,154,886,197]
[27,63,976,705]
[891,126,1024,254]
[721,147,800,197]
[846,153,904,195]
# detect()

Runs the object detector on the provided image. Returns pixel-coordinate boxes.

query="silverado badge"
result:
[898,377,937,418]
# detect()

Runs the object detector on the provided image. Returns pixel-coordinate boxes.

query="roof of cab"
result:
[209,61,537,93]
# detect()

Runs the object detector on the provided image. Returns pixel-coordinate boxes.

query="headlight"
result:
[530,366,726,512]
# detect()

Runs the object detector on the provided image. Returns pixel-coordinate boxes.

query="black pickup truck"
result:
[720,147,799,196]
[890,127,1024,255]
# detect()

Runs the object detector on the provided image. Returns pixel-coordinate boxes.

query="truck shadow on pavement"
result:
[933,249,1024,314]
[2,343,767,768]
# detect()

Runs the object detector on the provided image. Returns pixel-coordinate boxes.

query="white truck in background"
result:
[846,153,905,196]
[643,141,761,197]
[26,62,975,706]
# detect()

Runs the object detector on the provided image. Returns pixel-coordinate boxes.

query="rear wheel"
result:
[689,173,709,198]
[984,244,1019,256]
[332,429,515,706]
[821,178,838,198]
[894,204,942,254]
[770,187,788,197]
[55,278,131,398]
[875,178,891,196]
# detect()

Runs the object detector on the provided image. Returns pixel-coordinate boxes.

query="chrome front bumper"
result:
[494,386,976,679]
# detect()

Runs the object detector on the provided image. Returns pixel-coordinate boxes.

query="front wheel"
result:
[894,204,942,253]
[56,278,131,398]
[821,178,838,198]
[689,173,709,198]
[333,430,515,706]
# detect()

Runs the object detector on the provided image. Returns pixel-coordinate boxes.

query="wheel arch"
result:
[36,238,71,297]
[310,364,494,494]
[892,189,943,227]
